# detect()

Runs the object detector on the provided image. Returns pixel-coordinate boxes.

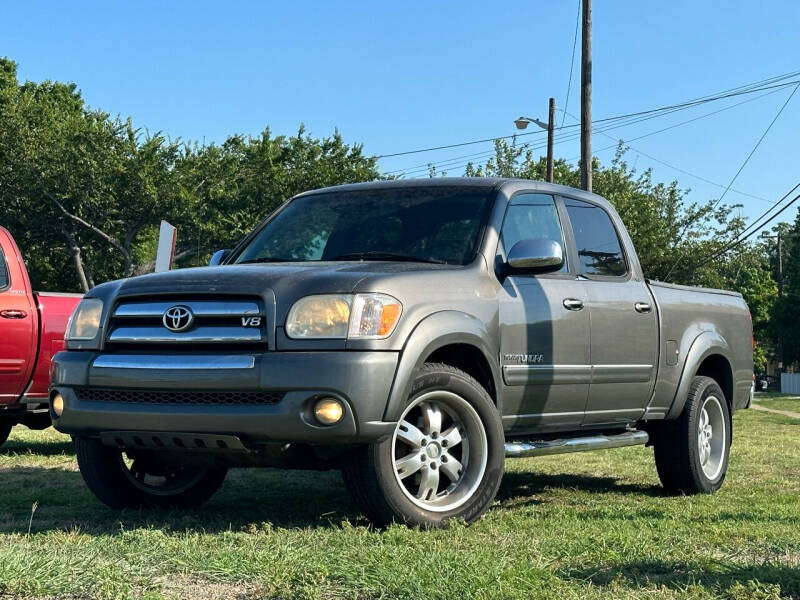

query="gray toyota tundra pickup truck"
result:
[51,178,753,527]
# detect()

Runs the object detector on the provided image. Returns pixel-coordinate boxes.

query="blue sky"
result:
[3,0,799,226]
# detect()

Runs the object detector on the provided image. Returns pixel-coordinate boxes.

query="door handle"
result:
[634,302,652,314]
[0,309,28,319]
[563,298,584,311]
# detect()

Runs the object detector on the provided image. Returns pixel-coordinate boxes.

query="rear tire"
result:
[75,436,227,509]
[653,376,731,494]
[342,363,504,528]
[0,422,11,449]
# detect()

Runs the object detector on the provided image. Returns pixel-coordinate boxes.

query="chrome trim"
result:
[502,364,653,386]
[108,326,262,343]
[503,365,592,386]
[114,300,261,318]
[592,364,653,383]
[92,355,256,370]
[505,430,649,458]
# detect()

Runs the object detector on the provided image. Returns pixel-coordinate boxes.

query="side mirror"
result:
[506,239,564,273]
[209,249,231,266]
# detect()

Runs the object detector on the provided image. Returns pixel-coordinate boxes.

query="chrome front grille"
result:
[107,297,266,347]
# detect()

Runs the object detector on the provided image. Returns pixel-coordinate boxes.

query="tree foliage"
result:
[0,58,380,291]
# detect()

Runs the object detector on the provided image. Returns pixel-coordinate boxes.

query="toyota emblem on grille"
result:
[162,305,195,332]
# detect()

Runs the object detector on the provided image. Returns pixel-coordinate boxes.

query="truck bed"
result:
[645,279,753,418]
[25,291,83,403]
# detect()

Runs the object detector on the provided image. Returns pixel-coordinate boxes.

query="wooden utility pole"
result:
[777,231,784,298]
[777,230,784,374]
[580,0,592,192]
[546,97,555,183]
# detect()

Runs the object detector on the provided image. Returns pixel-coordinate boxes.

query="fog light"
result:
[314,397,344,425]
[52,393,64,417]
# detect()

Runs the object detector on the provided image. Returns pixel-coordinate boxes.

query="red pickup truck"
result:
[0,227,81,447]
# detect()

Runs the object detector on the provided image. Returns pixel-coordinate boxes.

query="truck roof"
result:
[293,177,611,207]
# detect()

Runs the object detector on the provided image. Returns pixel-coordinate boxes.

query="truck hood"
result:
[104,261,463,317]
[113,262,454,300]
[87,261,485,351]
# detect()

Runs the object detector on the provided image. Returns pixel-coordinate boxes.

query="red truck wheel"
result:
[0,423,11,448]
[75,436,227,509]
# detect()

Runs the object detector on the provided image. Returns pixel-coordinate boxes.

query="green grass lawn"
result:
[753,393,800,414]
[0,407,798,600]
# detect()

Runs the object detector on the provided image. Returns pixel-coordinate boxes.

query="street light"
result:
[513,98,555,183]
[514,117,548,130]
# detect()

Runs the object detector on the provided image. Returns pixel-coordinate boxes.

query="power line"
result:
[397,84,786,178]
[559,108,771,204]
[378,72,800,162]
[590,78,799,127]
[662,83,800,280]
[375,128,549,159]
[674,183,800,277]
[561,0,581,128]
[713,83,799,207]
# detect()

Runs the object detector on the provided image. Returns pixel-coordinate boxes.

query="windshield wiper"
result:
[237,257,303,264]
[328,252,447,264]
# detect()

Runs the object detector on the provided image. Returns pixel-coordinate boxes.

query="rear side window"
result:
[500,194,567,272]
[564,198,627,276]
[0,247,8,290]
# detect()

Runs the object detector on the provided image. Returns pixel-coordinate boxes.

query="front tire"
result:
[653,376,731,494]
[75,436,227,509]
[343,363,505,527]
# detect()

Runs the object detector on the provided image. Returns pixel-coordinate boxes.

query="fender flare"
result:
[382,311,501,421]
[666,330,733,420]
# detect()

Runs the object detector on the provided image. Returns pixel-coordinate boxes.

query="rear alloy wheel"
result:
[75,436,227,509]
[653,376,731,494]
[343,363,504,527]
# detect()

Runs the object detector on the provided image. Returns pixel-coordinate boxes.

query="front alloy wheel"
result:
[392,391,488,512]
[343,363,504,527]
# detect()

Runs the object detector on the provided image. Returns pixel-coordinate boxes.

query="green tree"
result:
[171,127,381,268]
[769,215,800,366]
[0,58,382,290]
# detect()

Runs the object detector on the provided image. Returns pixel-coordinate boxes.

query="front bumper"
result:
[51,351,399,444]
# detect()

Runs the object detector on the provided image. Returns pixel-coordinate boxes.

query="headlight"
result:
[286,293,402,340]
[66,298,104,341]
[285,295,352,339]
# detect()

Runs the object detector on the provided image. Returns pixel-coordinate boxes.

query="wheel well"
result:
[425,344,496,402]
[696,354,733,409]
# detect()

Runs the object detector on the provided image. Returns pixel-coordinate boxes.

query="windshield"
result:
[234,186,494,266]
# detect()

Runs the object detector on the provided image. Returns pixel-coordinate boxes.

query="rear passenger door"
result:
[561,197,658,426]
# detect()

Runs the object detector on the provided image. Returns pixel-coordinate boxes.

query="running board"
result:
[505,430,649,458]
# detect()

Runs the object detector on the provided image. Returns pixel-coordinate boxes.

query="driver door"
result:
[497,193,590,433]
[0,236,38,405]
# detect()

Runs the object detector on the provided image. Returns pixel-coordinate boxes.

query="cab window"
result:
[564,198,627,276]
[500,193,567,273]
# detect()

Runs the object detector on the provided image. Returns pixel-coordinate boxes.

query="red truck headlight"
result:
[66,298,104,341]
